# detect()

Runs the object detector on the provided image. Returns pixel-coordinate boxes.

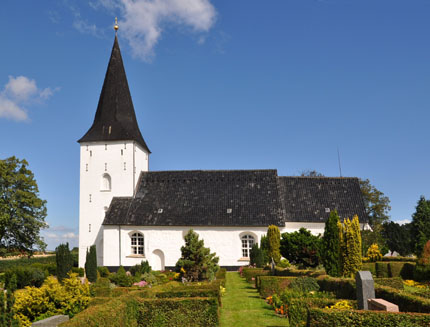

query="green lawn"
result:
[220,272,289,327]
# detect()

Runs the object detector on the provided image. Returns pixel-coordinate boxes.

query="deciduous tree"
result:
[280,228,321,268]
[0,156,47,251]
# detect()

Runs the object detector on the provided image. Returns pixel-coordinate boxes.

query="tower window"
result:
[85,164,88,172]
[86,145,88,151]
[105,144,107,150]
[121,149,123,156]
[101,173,111,191]
[131,232,144,255]
[89,224,91,232]
[90,151,92,157]
[124,162,126,171]
[105,163,107,171]
[89,194,92,203]
[241,234,255,258]
[124,143,127,149]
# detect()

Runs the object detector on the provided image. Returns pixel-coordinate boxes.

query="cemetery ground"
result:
[4,254,430,325]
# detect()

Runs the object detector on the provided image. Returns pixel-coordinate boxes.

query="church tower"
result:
[78,31,150,267]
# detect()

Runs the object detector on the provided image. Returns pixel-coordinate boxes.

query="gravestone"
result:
[356,271,375,310]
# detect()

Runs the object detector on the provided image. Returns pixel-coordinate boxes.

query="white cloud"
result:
[41,226,78,250]
[0,76,58,122]
[395,219,411,225]
[97,0,217,61]
[73,14,104,38]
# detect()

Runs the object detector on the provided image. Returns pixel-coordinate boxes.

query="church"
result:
[78,33,368,270]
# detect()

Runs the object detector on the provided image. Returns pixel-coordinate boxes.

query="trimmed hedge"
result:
[242,268,269,283]
[375,285,430,313]
[288,298,355,327]
[317,276,356,300]
[274,268,325,278]
[0,255,57,273]
[400,262,416,279]
[307,307,430,326]
[256,276,295,298]
[361,262,376,276]
[374,277,404,290]
[380,256,416,262]
[375,262,389,278]
[63,295,219,327]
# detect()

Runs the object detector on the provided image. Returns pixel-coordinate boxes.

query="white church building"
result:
[78,35,367,270]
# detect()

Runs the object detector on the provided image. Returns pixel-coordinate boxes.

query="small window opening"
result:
[227,208,232,214]
[325,208,330,213]
[241,234,255,258]
[121,149,123,156]
[124,143,127,149]
[89,224,91,232]
[101,173,111,191]
[89,194,92,202]
[158,208,163,213]
[124,162,126,171]
[131,232,144,255]
[85,164,88,172]
[90,150,92,157]
[105,163,107,171]
[86,145,88,151]
[108,126,111,135]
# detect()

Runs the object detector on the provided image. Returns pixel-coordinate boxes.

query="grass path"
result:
[219,272,289,327]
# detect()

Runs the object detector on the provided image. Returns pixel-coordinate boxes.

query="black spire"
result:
[78,35,150,153]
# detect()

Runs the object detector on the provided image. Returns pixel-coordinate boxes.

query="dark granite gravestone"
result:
[356,271,375,310]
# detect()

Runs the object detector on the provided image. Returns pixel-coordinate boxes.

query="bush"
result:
[71,267,85,277]
[366,243,383,262]
[129,260,151,276]
[14,273,90,327]
[290,277,320,293]
[280,228,321,268]
[62,295,219,327]
[380,256,416,262]
[0,255,56,273]
[374,277,404,290]
[85,245,97,283]
[274,268,325,278]
[176,229,219,281]
[376,262,389,278]
[31,263,56,276]
[267,225,281,264]
[56,243,74,282]
[317,276,356,299]
[108,266,134,287]
[414,265,430,282]
[242,268,269,283]
[90,277,114,297]
[308,307,430,326]
[277,259,290,268]
[375,285,430,313]
[400,262,416,279]
[361,262,376,276]
[97,266,110,278]
[257,276,295,298]
[4,266,47,289]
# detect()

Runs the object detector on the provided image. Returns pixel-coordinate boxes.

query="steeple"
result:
[78,34,150,153]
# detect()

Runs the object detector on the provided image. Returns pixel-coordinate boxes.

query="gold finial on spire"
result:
[114,17,119,33]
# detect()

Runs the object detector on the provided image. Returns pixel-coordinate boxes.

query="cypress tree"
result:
[267,225,281,264]
[260,235,270,265]
[321,210,341,276]
[85,245,98,283]
[250,243,264,268]
[349,215,362,276]
[56,243,73,282]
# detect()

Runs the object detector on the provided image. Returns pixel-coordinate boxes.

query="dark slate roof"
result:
[103,170,285,227]
[278,176,367,223]
[78,36,150,152]
[103,170,368,226]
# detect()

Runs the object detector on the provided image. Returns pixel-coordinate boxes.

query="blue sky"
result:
[0,0,429,250]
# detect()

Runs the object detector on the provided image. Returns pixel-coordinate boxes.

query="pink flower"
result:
[133,280,148,287]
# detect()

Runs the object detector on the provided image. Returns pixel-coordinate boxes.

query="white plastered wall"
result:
[103,223,328,268]
[78,141,149,267]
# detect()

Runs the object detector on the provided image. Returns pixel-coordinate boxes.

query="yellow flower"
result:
[180,267,186,273]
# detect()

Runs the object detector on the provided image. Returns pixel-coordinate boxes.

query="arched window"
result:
[101,173,111,191]
[241,234,255,258]
[131,232,144,255]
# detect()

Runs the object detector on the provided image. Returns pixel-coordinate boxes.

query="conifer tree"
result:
[85,245,97,283]
[260,235,270,265]
[366,243,382,262]
[175,229,219,281]
[338,220,345,275]
[56,242,73,282]
[418,240,430,266]
[250,243,264,268]
[267,225,281,264]
[321,210,341,276]
[411,196,430,256]
[349,215,362,276]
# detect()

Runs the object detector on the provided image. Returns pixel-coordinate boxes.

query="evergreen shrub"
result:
[290,276,319,293]
[97,266,110,277]
[321,210,341,277]
[4,266,47,289]
[362,262,376,275]
[56,243,73,282]
[242,268,269,283]
[317,276,356,299]
[267,225,281,264]
[374,277,404,290]
[108,266,134,287]
[400,262,416,279]
[308,308,430,327]
[85,245,97,283]
[249,244,265,268]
